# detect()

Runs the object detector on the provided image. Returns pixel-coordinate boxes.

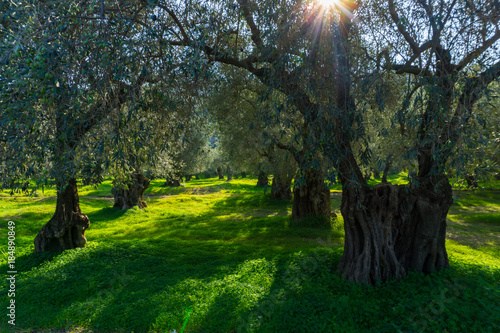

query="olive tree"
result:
[0,0,178,251]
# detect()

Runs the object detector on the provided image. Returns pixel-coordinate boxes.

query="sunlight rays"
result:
[314,0,358,19]
[316,0,339,8]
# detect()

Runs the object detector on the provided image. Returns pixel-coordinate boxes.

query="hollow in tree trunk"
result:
[226,166,233,181]
[292,168,331,226]
[270,174,292,200]
[113,174,150,210]
[338,175,452,284]
[256,171,268,186]
[34,178,90,252]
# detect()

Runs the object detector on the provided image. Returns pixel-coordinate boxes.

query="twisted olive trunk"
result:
[112,173,150,209]
[291,168,331,226]
[34,178,90,252]
[270,174,292,200]
[338,176,451,284]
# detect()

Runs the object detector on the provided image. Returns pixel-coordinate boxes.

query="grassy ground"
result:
[1,174,499,332]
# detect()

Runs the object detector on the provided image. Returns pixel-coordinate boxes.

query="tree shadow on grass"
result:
[0,206,129,274]
[85,206,128,227]
[193,249,344,332]
[9,239,293,332]
[5,186,344,332]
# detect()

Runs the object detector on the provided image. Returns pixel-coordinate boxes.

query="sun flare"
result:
[316,0,338,8]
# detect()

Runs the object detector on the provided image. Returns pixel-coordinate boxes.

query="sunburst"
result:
[316,0,339,8]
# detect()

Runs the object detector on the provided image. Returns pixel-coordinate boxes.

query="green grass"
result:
[1,177,499,332]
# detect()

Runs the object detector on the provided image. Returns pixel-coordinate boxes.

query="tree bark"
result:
[256,171,268,186]
[338,175,451,284]
[291,168,331,225]
[34,178,90,252]
[241,171,247,178]
[382,157,393,183]
[270,174,292,200]
[226,166,233,181]
[165,171,183,187]
[217,166,224,180]
[113,173,150,209]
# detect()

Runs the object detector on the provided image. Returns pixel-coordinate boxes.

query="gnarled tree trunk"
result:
[34,178,90,252]
[113,174,150,210]
[292,168,331,225]
[338,175,452,284]
[270,174,292,200]
[226,166,233,181]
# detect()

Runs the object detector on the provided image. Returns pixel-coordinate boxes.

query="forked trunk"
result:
[113,173,150,209]
[338,175,452,284]
[34,178,90,252]
[270,174,292,200]
[292,168,331,226]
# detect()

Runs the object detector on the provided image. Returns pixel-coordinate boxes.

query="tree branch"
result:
[388,0,419,54]
[386,63,433,77]
[237,0,264,50]
[456,30,500,72]
[157,4,190,42]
